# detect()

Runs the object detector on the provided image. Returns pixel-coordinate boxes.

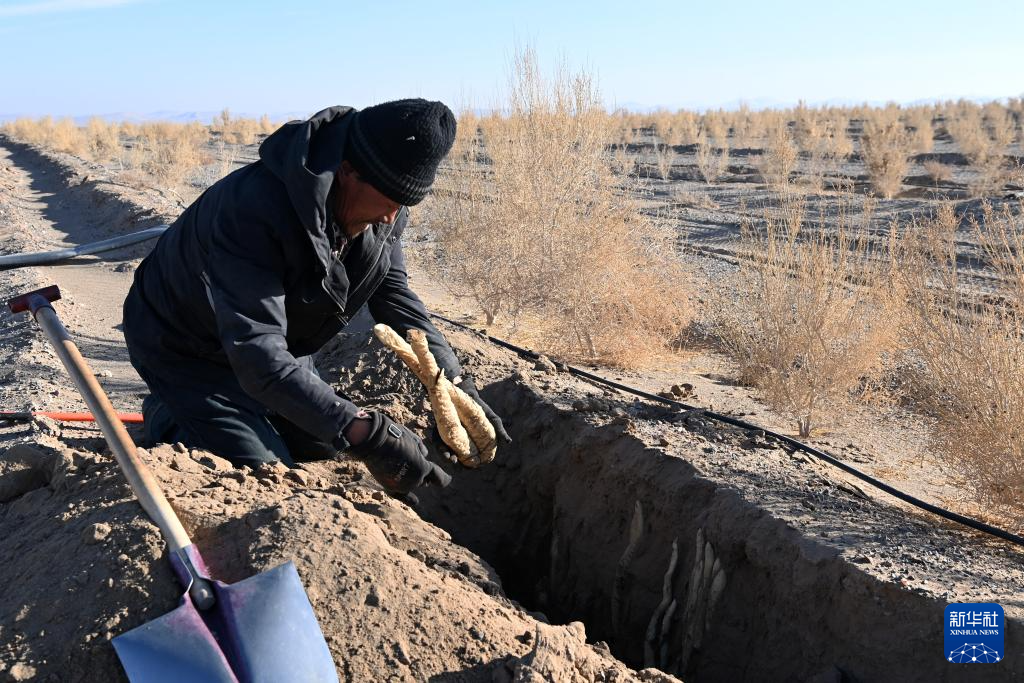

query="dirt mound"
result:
[0,425,677,682]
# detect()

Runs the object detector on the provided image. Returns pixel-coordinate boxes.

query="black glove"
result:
[347,411,451,500]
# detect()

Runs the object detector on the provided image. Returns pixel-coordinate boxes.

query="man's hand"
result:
[345,411,450,502]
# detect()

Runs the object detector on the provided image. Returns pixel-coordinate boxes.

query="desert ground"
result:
[1,102,1023,682]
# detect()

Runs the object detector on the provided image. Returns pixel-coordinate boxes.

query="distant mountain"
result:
[606,93,1020,113]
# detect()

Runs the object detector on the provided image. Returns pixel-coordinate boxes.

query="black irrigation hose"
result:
[0,225,168,269]
[430,312,1024,549]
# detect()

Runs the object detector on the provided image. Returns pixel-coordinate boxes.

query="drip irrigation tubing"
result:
[0,225,168,269]
[430,312,1024,549]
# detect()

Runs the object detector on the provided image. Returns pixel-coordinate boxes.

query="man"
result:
[122,100,510,501]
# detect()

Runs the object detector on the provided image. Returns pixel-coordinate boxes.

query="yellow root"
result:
[408,330,475,466]
[372,324,427,384]
[449,384,497,464]
[374,324,498,467]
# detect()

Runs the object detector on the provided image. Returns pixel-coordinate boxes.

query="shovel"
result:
[8,286,338,683]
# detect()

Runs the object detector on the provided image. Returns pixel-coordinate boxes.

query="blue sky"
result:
[1,0,1022,118]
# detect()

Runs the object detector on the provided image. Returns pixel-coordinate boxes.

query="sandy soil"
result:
[1,133,1023,682]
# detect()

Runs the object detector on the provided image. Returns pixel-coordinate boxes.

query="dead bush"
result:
[2,117,45,144]
[610,143,634,176]
[652,144,675,181]
[135,121,210,187]
[450,109,479,163]
[710,196,900,436]
[923,160,953,184]
[214,108,263,145]
[792,105,850,192]
[895,202,1024,526]
[946,104,1016,195]
[694,128,728,184]
[757,121,797,192]
[431,48,690,365]
[85,117,121,162]
[903,106,935,153]
[702,111,729,142]
[671,187,719,210]
[859,109,913,199]
[2,116,86,155]
[651,109,675,146]
[729,104,754,148]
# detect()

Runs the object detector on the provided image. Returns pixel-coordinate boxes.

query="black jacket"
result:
[122,106,461,446]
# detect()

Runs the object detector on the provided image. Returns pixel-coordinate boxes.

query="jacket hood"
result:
[259,106,354,268]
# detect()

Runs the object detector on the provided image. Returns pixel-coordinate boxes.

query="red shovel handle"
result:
[1,411,144,423]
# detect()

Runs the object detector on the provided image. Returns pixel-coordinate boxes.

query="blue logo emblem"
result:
[945,603,1004,663]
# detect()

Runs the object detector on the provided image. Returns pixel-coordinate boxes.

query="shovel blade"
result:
[112,598,238,683]
[113,562,336,683]
[212,561,337,683]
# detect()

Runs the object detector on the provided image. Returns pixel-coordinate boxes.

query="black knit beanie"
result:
[346,99,456,206]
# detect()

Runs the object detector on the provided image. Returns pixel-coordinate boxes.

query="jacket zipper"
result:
[319,216,399,311]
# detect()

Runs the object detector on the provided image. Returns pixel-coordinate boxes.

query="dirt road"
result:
[0,141,167,418]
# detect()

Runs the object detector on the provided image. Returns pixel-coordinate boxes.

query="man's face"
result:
[332,161,401,238]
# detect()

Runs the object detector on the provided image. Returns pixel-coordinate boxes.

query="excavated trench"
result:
[416,378,1021,682]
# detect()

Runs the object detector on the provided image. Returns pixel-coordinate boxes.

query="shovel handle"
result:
[33,306,196,549]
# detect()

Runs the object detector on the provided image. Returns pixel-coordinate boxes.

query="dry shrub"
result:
[744,108,774,148]
[825,110,854,158]
[49,118,87,155]
[694,128,728,183]
[609,109,633,146]
[136,121,210,187]
[612,109,643,146]
[895,202,1024,525]
[859,108,913,199]
[729,104,754,148]
[85,117,121,161]
[432,48,689,365]
[702,111,729,142]
[711,196,900,436]
[923,160,952,184]
[946,104,1015,196]
[792,104,851,192]
[610,142,634,176]
[671,187,719,210]
[450,109,479,162]
[650,109,698,147]
[653,143,675,180]
[672,110,700,146]
[757,118,797,192]
[651,109,675,146]
[3,116,86,155]
[258,114,277,135]
[214,108,263,145]
[3,115,227,202]
[2,117,41,143]
[903,106,935,153]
